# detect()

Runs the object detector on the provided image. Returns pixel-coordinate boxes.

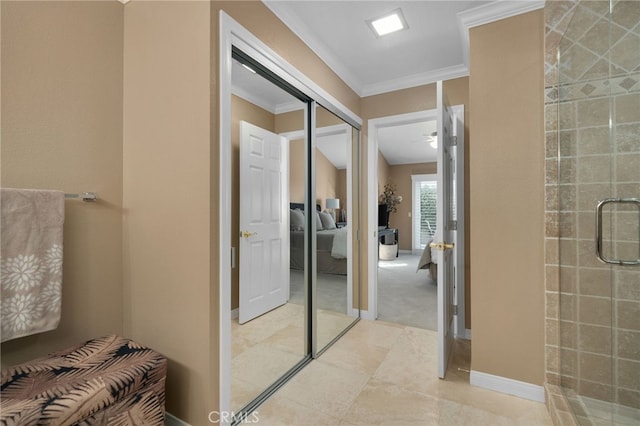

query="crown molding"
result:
[263,0,544,98]
[458,0,545,29]
[262,0,363,96]
[361,64,469,98]
[457,0,545,67]
[231,84,277,114]
[275,100,305,115]
[231,86,308,116]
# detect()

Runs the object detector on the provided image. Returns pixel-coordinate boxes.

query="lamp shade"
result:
[326,198,340,209]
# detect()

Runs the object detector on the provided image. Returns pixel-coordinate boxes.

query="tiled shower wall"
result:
[544,0,640,423]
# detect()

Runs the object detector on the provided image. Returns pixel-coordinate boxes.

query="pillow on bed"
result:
[316,211,324,230]
[290,209,304,231]
[319,211,336,230]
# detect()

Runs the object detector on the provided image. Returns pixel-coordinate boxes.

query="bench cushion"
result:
[1,335,167,425]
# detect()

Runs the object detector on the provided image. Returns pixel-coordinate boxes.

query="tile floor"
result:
[251,319,553,425]
[231,302,355,410]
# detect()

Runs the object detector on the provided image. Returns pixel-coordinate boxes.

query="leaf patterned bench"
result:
[1,335,167,425]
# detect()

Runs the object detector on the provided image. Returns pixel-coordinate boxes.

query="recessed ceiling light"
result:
[367,9,408,37]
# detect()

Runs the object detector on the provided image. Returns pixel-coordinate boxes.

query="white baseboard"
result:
[470,370,545,403]
[166,412,191,426]
[231,308,238,320]
[359,309,376,321]
[399,249,412,254]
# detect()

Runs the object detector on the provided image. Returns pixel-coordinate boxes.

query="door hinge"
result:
[449,220,457,230]
[453,305,458,315]
[451,135,458,146]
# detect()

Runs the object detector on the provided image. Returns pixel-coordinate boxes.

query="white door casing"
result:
[239,120,289,324]
[435,81,456,379]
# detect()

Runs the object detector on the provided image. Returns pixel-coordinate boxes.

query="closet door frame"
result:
[219,11,361,425]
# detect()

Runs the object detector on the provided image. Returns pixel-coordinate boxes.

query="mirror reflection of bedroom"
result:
[376,118,438,331]
[280,104,359,350]
[230,52,360,414]
[312,105,358,350]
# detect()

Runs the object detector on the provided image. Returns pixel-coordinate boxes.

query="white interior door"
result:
[239,121,289,324]
[434,81,456,378]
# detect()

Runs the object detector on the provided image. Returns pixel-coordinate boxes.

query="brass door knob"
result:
[240,231,258,238]
[429,241,455,251]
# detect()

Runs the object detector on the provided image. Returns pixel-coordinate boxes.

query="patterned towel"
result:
[1,188,64,342]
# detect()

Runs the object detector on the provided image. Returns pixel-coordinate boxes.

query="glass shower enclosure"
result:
[557,0,639,423]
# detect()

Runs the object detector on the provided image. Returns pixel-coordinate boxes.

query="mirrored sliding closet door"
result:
[230,50,309,412]
[225,39,361,421]
[313,105,360,352]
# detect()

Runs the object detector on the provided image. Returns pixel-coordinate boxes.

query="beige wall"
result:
[274,109,306,205]
[386,162,437,251]
[289,143,341,211]
[231,95,275,310]
[123,2,212,422]
[377,151,391,196]
[1,1,124,367]
[288,139,305,203]
[275,109,304,133]
[469,10,545,385]
[315,149,341,210]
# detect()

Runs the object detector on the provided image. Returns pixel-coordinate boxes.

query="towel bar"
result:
[64,192,97,202]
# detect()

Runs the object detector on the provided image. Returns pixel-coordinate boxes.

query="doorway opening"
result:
[367,98,466,378]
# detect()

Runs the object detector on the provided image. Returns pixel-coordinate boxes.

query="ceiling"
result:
[378,120,438,165]
[232,0,544,166]
[263,0,543,97]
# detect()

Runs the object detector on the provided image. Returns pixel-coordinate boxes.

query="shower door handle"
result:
[595,198,640,266]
